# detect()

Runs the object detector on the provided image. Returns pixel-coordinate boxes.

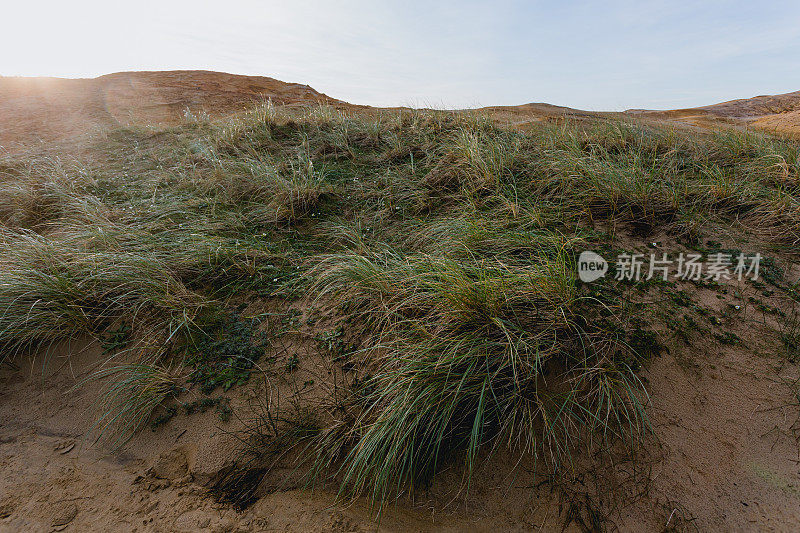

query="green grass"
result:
[1,102,798,509]
[80,363,182,449]
[0,228,208,361]
[307,248,647,505]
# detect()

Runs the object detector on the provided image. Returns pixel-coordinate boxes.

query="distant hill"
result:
[624,89,800,136]
[1,70,798,150]
[0,70,342,148]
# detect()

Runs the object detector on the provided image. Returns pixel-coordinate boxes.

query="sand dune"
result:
[2,70,800,532]
[625,89,800,135]
[0,70,341,148]
[2,70,798,152]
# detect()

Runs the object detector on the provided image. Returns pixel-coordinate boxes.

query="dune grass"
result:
[0,103,798,506]
[307,247,647,505]
[0,227,209,361]
[81,363,183,449]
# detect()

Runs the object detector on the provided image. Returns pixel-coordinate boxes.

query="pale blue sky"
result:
[3,0,800,110]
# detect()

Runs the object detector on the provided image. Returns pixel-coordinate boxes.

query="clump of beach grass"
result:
[83,363,183,449]
[305,242,646,506]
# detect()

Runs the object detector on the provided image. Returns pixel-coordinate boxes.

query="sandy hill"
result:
[2,70,800,532]
[478,101,618,128]
[0,70,342,148]
[700,90,800,117]
[2,70,798,150]
[625,89,800,135]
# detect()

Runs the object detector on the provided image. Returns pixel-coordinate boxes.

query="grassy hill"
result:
[1,80,800,529]
[0,100,800,520]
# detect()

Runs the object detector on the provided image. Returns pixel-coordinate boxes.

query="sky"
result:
[3,0,800,110]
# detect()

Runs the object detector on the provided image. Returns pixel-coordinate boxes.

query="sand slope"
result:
[3,71,798,153]
[0,71,341,149]
[626,90,800,135]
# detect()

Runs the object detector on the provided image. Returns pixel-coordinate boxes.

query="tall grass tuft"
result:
[308,245,647,506]
[0,228,208,360]
[0,157,104,229]
[83,363,182,449]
